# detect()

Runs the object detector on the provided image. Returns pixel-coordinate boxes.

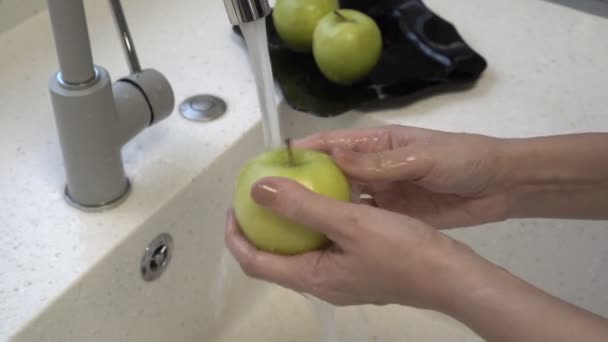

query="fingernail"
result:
[251,179,278,205]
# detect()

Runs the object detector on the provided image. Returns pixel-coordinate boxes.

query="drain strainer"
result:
[179,94,226,122]
[140,233,173,282]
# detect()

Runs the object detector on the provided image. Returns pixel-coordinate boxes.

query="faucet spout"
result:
[223,0,271,25]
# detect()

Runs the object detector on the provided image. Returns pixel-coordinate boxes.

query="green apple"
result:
[272,0,339,52]
[234,146,350,255]
[313,9,382,85]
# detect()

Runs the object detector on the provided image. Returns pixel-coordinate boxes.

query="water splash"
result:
[305,295,340,342]
[210,248,232,320]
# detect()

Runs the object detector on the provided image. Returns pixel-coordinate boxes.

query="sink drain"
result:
[140,233,173,282]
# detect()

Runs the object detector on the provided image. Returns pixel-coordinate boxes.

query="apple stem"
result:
[333,10,353,23]
[285,138,295,166]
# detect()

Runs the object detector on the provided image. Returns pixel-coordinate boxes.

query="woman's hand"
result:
[225,176,608,342]
[226,177,484,309]
[225,126,608,342]
[295,125,512,229]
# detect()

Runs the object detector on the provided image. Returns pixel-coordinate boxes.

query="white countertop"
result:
[1,0,607,340]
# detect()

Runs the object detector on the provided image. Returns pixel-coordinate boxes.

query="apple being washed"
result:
[313,9,383,85]
[234,141,351,255]
[272,0,339,52]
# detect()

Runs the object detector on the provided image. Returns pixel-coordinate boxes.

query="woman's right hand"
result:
[226,125,608,342]
[295,125,514,229]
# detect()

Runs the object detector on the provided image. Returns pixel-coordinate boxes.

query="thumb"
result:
[331,147,434,183]
[251,177,357,242]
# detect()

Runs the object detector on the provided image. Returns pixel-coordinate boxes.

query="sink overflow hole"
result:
[141,233,173,282]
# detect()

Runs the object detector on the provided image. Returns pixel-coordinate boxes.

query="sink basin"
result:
[11,104,480,342]
[11,99,608,341]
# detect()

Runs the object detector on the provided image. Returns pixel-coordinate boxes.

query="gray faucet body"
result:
[47,0,173,210]
[46,0,272,210]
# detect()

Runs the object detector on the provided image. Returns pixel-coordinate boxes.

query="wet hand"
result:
[226,177,483,308]
[295,125,512,229]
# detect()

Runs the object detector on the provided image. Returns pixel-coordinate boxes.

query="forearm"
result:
[501,133,608,219]
[442,257,608,342]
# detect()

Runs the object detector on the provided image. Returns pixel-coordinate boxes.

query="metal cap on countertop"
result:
[179,95,227,122]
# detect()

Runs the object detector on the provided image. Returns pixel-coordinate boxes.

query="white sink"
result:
[12,101,608,341]
[11,94,608,341]
[10,104,483,342]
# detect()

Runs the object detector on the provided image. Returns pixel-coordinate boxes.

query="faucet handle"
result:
[109,0,142,74]
[119,69,175,125]
[107,0,174,124]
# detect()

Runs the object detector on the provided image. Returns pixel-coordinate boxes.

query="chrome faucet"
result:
[47,0,174,211]
[223,0,271,25]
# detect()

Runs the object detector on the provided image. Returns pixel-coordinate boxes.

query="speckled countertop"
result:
[1,0,607,340]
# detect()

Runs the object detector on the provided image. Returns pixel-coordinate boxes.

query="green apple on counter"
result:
[313,9,383,85]
[233,142,351,255]
[272,0,339,52]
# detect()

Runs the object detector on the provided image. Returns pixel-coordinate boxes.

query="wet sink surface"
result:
[11,105,483,342]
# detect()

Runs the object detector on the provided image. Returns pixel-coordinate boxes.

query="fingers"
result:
[293,126,397,153]
[225,209,326,292]
[251,177,362,241]
[331,147,435,183]
[293,125,435,183]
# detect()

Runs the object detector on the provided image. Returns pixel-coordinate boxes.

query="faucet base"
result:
[64,179,132,212]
